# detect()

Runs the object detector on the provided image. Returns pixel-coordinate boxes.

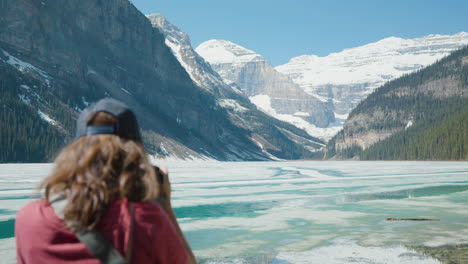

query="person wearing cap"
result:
[15,98,196,264]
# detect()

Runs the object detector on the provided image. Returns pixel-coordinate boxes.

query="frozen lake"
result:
[2,161,468,263]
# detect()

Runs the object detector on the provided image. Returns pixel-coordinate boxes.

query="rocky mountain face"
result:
[0,0,322,162]
[326,45,468,159]
[146,14,325,159]
[276,33,468,117]
[195,40,336,139]
[146,14,241,97]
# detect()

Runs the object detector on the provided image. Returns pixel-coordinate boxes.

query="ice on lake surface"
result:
[2,161,468,263]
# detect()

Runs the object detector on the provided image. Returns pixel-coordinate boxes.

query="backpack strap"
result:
[125,202,134,261]
[50,196,131,264]
[75,229,129,264]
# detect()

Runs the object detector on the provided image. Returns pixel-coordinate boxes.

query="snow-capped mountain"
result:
[196,40,337,139]
[276,32,468,117]
[195,40,265,85]
[147,14,325,158]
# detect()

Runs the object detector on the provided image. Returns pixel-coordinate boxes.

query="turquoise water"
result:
[1,161,468,263]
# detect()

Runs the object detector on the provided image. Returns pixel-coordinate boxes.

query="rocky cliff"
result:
[0,0,322,161]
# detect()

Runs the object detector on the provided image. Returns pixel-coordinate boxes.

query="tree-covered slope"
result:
[0,65,75,162]
[326,45,468,160]
[361,98,468,160]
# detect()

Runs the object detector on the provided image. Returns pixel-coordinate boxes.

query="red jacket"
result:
[15,199,188,264]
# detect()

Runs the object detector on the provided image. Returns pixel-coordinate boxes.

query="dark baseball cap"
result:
[75,98,142,142]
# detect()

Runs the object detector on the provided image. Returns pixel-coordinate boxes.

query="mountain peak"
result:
[455,31,468,37]
[146,13,163,22]
[375,36,405,45]
[146,13,191,46]
[146,13,169,31]
[196,39,265,65]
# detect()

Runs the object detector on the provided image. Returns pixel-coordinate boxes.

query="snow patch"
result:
[293,112,310,117]
[227,83,244,95]
[312,93,331,102]
[2,49,52,87]
[275,114,343,141]
[148,149,214,162]
[18,94,31,106]
[37,110,59,127]
[158,143,170,156]
[82,96,89,107]
[334,112,349,120]
[20,84,31,91]
[87,68,97,75]
[250,137,282,161]
[250,94,338,140]
[249,94,276,115]
[406,120,413,129]
[19,84,45,105]
[121,88,132,95]
[218,99,247,113]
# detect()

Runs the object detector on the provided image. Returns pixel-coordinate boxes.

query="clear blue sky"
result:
[132,0,468,66]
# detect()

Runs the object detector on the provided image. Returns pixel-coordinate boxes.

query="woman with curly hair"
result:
[15,98,196,264]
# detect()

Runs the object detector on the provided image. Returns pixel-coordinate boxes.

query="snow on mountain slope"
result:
[195,39,275,93]
[276,32,468,116]
[249,94,341,140]
[196,39,336,139]
[2,49,52,86]
[196,39,264,67]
